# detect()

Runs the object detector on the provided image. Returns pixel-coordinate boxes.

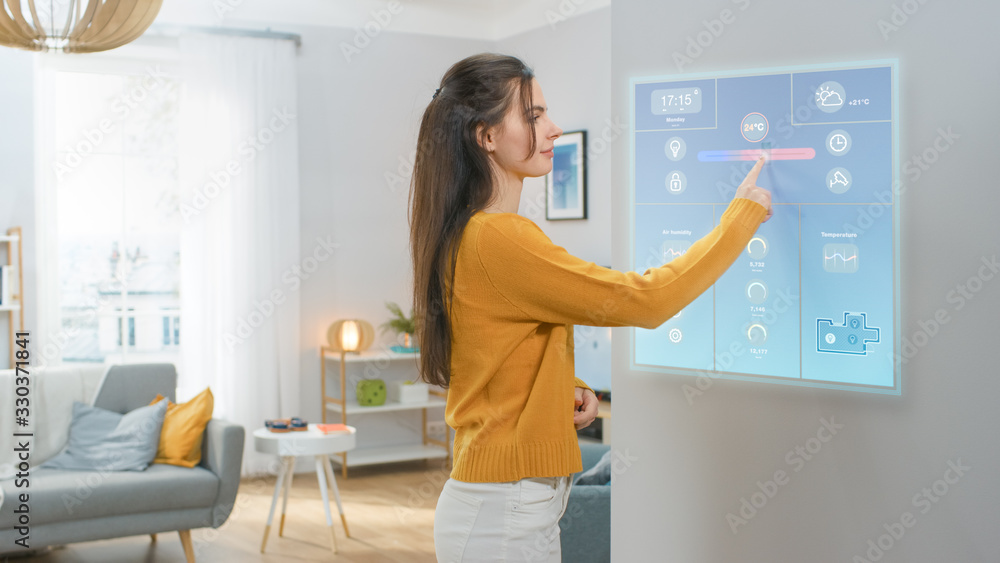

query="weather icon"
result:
[814,81,846,114]
[816,87,843,107]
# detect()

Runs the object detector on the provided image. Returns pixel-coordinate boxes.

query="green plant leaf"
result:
[379,301,418,334]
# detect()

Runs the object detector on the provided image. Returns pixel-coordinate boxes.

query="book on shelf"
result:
[315,423,351,435]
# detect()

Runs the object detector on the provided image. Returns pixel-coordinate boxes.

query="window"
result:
[162,315,180,346]
[42,58,181,365]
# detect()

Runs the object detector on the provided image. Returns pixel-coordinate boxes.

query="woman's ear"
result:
[476,123,495,153]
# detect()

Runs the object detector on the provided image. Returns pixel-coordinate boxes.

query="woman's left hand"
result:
[573,387,599,430]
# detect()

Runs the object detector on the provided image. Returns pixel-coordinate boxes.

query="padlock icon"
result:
[669,172,682,192]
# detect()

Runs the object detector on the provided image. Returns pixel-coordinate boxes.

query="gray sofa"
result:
[0,363,244,562]
[560,441,611,563]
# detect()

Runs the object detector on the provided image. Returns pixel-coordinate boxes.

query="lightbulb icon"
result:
[664,137,685,161]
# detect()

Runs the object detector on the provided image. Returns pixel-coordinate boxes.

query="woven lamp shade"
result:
[326,319,375,353]
[0,0,163,54]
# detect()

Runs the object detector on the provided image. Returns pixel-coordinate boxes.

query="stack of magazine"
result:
[315,423,351,435]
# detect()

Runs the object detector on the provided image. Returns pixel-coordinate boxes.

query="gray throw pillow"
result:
[574,449,612,486]
[41,400,167,472]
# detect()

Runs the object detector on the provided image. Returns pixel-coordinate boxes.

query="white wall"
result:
[290,25,494,430]
[0,50,35,369]
[610,1,999,561]
[291,10,613,427]
[499,7,613,266]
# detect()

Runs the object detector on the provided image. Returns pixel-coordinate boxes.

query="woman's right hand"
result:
[734,156,773,222]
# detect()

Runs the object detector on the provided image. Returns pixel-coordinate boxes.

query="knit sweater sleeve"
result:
[475,197,767,330]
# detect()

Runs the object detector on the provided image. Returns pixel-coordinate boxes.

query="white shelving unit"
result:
[326,396,447,415]
[321,347,451,477]
[1,228,23,368]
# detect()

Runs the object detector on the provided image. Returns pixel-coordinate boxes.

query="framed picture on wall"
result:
[545,130,587,220]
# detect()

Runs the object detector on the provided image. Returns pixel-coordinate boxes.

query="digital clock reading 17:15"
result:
[650,87,703,115]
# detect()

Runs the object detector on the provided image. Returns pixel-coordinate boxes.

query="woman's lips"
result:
[541,148,554,157]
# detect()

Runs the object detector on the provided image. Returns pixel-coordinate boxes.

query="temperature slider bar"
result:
[697,148,816,162]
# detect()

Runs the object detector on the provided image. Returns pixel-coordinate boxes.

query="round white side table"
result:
[253,424,357,554]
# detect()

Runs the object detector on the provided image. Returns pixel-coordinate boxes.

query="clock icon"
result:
[825,129,852,156]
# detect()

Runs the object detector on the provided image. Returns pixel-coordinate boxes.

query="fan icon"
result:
[668,328,683,343]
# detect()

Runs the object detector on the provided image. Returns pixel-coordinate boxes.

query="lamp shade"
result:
[0,0,163,54]
[326,319,375,353]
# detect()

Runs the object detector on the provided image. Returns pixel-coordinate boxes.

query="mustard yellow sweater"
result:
[446,197,767,482]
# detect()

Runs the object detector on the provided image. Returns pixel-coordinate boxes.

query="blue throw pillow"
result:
[42,400,167,472]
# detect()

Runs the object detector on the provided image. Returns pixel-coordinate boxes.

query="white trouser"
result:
[434,475,572,562]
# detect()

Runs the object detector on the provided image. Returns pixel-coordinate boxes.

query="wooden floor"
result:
[10,459,452,563]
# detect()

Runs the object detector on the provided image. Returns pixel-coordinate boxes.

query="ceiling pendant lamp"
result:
[0,0,163,54]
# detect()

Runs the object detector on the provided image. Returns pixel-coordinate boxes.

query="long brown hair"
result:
[409,53,537,387]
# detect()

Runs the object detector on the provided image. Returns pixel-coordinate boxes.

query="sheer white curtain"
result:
[178,34,300,476]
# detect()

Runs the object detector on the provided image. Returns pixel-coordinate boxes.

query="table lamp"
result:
[323,319,386,416]
[327,319,375,354]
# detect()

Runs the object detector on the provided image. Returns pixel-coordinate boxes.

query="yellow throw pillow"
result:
[149,387,214,468]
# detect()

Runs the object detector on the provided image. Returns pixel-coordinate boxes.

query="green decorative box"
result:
[356,379,386,406]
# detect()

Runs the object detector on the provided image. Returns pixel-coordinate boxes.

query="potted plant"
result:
[379,301,418,351]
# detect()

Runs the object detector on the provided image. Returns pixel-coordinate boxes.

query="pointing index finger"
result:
[743,155,766,185]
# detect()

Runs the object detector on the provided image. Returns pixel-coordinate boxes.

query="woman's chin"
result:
[525,162,554,178]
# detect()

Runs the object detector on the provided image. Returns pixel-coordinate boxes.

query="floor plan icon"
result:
[817,312,880,355]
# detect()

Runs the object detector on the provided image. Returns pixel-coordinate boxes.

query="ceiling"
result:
[155,0,610,42]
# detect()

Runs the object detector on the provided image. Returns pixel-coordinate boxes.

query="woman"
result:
[409,53,771,562]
